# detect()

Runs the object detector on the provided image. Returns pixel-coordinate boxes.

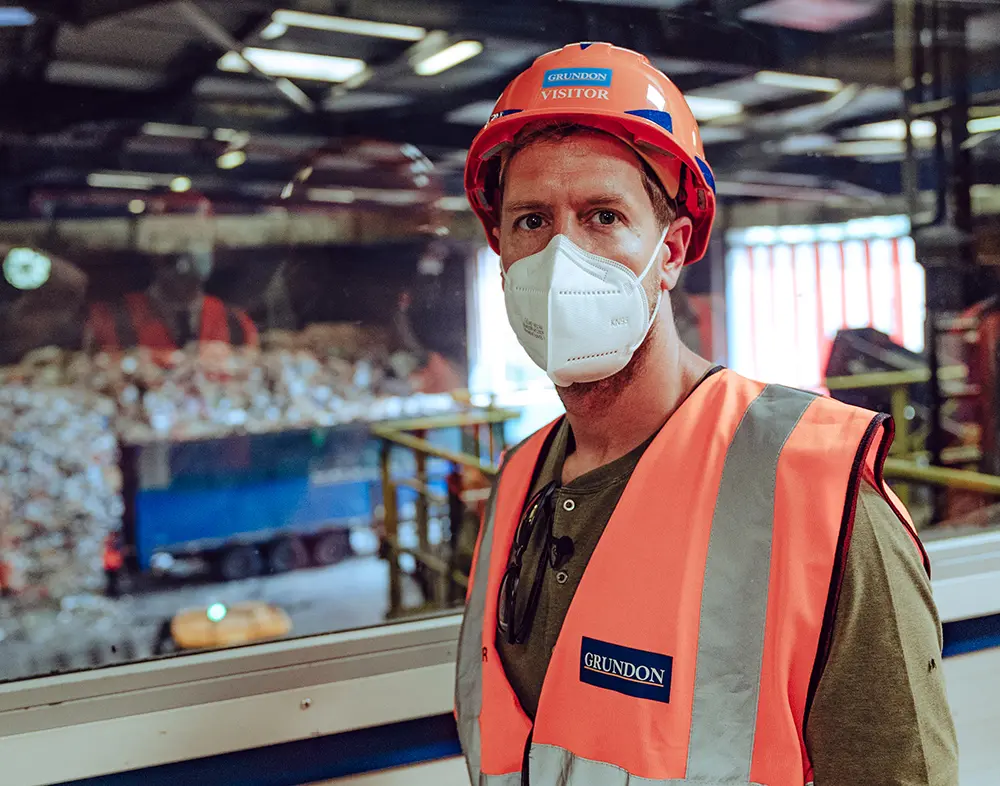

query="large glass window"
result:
[0,1,998,702]
[726,216,926,390]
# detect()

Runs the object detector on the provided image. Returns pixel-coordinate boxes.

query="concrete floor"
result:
[0,556,426,683]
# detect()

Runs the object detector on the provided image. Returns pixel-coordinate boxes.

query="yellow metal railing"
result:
[825,365,968,460]
[824,365,967,391]
[373,406,519,618]
[882,458,1000,495]
[824,365,1000,515]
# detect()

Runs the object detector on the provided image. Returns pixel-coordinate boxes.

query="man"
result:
[455,43,958,785]
[85,245,258,354]
[394,289,466,394]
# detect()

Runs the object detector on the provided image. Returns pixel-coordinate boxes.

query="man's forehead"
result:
[502,143,647,208]
[506,132,640,170]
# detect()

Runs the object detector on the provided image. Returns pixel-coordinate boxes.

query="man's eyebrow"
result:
[581,193,633,209]
[503,200,549,214]
[503,194,633,214]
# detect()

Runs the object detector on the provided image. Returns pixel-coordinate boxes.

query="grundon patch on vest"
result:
[580,637,673,703]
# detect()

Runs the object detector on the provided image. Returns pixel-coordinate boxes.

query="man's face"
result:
[497,132,687,305]
[494,131,693,402]
[153,251,209,305]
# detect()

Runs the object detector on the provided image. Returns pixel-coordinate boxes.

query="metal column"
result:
[896,0,977,507]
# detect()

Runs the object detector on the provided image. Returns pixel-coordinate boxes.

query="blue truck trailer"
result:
[120,423,460,581]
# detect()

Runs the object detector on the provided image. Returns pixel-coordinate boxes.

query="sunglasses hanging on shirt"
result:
[496,481,558,645]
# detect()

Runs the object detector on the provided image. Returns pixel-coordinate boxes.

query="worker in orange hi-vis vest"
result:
[84,195,258,354]
[455,43,958,786]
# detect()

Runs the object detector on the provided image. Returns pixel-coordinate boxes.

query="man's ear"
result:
[660,217,693,291]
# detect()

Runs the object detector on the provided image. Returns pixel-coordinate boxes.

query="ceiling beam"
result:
[186,97,485,150]
[0,4,279,135]
[7,17,58,83]
[17,147,441,191]
[177,0,316,114]
[21,0,194,25]
[345,0,793,71]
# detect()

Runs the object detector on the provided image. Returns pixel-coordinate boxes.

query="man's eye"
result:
[516,214,545,230]
[594,210,619,226]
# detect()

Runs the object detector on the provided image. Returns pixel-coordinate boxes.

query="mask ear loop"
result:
[630,226,670,353]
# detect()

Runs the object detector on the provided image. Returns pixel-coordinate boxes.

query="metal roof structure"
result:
[3,0,1000,221]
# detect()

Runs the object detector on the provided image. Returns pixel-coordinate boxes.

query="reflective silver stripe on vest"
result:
[481,774,522,786]
[529,743,766,785]
[686,385,814,781]
[456,478,500,786]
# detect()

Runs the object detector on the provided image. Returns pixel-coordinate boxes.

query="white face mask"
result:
[502,230,667,387]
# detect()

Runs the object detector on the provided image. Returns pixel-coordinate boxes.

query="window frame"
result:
[0,533,997,786]
[0,613,462,786]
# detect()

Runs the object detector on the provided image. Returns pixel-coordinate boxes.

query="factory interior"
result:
[1,0,999,784]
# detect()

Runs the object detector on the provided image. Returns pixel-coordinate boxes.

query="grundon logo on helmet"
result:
[542,68,613,88]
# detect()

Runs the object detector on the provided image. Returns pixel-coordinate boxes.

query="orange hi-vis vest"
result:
[88,293,258,352]
[456,370,928,786]
[103,539,124,572]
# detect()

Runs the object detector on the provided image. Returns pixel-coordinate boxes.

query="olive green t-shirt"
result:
[496,402,959,784]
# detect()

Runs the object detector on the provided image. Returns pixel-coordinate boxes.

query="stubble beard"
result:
[557,278,665,413]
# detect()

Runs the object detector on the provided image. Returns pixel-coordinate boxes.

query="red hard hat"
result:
[465,42,717,264]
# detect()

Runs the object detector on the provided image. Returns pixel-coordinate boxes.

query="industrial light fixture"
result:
[853,119,935,140]
[968,115,1000,134]
[307,187,357,204]
[270,9,426,41]
[310,187,422,205]
[87,172,155,190]
[142,122,209,139]
[217,150,247,170]
[218,48,366,83]
[0,7,34,27]
[275,78,315,112]
[213,128,251,147]
[413,40,483,76]
[446,99,496,125]
[833,140,905,157]
[435,196,472,211]
[684,95,743,121]
[754,70,843,93]
[89,171,201,190]
[355,188,424,205]
[3,247,51,291]
[128,199,146,215]
[780,133,836,154]
[259,21,287,40]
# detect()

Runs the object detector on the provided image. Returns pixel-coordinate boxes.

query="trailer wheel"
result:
[217,545,264,582]
[267,537,309,574]
[312,530,350,566]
